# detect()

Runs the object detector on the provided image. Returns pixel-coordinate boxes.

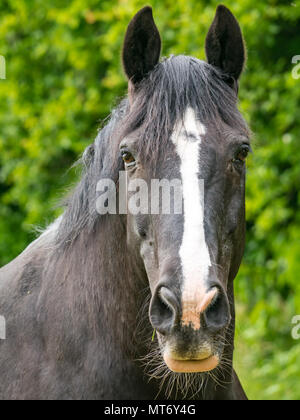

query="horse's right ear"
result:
[122,7,161,86]
[205,5,246,90]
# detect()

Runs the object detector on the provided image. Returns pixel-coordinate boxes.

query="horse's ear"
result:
[122,6,161,86]
[205,5,246,86]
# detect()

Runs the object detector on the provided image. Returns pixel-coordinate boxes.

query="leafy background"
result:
[0,0,299,400]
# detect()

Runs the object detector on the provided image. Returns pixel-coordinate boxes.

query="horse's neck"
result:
[40,215,150,358]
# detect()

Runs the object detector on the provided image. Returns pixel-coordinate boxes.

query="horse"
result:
[0,5,251,400]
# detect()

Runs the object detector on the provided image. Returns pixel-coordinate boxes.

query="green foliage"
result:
[0,0,299,399]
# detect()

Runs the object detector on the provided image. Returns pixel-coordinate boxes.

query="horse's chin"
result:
[163,352,219,373]
[157,332,222,373]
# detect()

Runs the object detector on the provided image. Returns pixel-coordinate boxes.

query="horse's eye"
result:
[121,150,135,167]
[233,144,251,163]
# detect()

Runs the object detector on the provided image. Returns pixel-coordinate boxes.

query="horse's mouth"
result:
[164,353,219,373]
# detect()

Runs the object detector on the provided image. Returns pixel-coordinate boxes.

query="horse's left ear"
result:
[205,5,246,87]
[122,6,161,86]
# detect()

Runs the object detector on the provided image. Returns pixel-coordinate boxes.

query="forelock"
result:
[116,55,250,164]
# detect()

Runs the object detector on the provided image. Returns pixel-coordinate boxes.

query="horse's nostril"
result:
[149,286,178,335]
[203,287,231,332]
[159,287,178,312]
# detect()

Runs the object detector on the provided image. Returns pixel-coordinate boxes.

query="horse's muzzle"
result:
[149,283,230,335]
[149,282,231,372]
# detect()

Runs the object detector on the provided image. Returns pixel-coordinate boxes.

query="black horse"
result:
[0,5,251,400]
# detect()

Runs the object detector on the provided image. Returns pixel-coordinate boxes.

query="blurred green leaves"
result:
[0,0,299,399]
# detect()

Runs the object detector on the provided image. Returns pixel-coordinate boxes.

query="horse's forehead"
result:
[171,107,206,146]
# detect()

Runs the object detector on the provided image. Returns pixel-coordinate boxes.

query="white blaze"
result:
[171,107,211,329]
